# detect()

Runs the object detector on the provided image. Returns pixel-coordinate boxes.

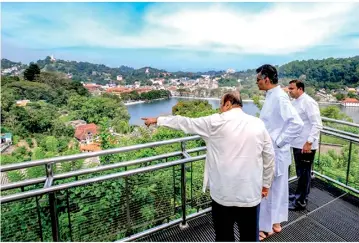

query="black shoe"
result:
[289,194,297,201]
[289,200,306,211]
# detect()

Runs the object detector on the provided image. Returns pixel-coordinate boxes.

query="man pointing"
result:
[142,91,275,241]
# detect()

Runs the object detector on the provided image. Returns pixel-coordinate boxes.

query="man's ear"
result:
[225,100,231,108]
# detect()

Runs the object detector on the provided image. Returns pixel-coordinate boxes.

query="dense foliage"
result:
[1,59,26,69]
[120,89,171,102]
[218,77,240,87]
[24,63,41,81]
[1,103,211,241]
[172,100,218,117]
[278,56,359,88]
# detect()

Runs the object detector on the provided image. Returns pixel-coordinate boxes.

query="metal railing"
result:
[315,118,359,192]
[1,136,210,242]
[1,118,358,242]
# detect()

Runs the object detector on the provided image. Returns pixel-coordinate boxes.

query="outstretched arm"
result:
[142,115,215,138]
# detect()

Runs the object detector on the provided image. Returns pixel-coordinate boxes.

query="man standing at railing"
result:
[288,80,323,210]
[255,64,304,240]
[142,90,275,242]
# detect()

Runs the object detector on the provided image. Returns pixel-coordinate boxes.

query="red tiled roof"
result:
[342,98,359,103]
[136,88,152,94]
[75,123,98,141]
[80,143,101,152]
[106,87,132,93]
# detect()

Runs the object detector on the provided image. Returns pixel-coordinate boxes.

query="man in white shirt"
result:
[142,91,275,242]
[255,64,304,240]
[288,80,323,210]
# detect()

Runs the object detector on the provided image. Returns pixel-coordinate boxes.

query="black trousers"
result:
[292,148,316,203]
[211,199,260,242]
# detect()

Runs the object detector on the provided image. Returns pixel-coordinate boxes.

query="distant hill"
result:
[2,55,359,88]
[1,59,27,70]
[278,56,359,89]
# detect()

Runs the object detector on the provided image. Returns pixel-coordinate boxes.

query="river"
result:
[126,97,359,125]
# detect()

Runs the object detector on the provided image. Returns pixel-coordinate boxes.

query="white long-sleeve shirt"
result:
[157,108,275,207]
[290,93,323,150]
[260,85,304,176]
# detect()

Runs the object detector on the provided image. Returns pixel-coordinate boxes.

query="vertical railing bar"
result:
[346,141,353,186]
[49,192,59,241]
[66,189,73,242]
[180,142,188,228]
[47,163,60,241]
[180,162,187,226]
[35,196,44,242]
[125,166,131,235]
[190,161,193,208]
[317,132,322,174]
[172,165,176,214]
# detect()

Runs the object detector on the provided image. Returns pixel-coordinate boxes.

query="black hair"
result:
[256,64,278,84]
[289,79,305,92]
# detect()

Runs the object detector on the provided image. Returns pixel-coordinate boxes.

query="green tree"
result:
[24,63,40,81]
[348,92,357,99]
[320,106,353,122]
[252,95,263,110]
[112,119,131,134]
[306,87,316,98]
[172,100,217,118]
[45,136,59,152]
[335,93,346,101]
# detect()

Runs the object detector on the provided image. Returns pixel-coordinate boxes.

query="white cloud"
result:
[2,3,359,55]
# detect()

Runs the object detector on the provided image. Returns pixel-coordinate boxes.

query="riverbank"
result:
[172,96,344,105]
[171,96,254,102]
[125,101,145,106]
[318,101,341,105]
[124,98,168,106]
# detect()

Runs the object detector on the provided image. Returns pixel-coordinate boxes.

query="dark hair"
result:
[289,79,305,92]
[222,91,243,107]
[256,64,278,84]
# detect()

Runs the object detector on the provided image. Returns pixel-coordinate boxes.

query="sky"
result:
[1,2,359,72]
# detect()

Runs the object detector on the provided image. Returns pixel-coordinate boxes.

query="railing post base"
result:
[179,222,189,230]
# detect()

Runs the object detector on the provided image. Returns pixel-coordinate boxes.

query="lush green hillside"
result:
[2,55,359,88]
[278,56,359,88]
[1,59,27,69]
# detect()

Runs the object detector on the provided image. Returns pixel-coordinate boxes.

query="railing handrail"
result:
[1,147,207,191]
[322,117,359,128]
[1,154,206,203]
[0,135,201,172]
[321,129,359,143]
[323,126,359,139]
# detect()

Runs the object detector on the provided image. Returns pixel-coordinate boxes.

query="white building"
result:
[226,68,235,74]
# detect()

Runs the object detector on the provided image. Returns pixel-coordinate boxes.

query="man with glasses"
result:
[287,80,322,210]
[255,64,303,240]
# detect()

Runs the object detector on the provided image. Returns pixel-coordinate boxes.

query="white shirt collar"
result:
[266,85,281,96]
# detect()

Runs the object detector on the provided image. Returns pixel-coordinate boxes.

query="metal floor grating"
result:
[136,178,359,242]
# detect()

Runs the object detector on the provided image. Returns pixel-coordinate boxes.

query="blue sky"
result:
[1,2,359,72]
